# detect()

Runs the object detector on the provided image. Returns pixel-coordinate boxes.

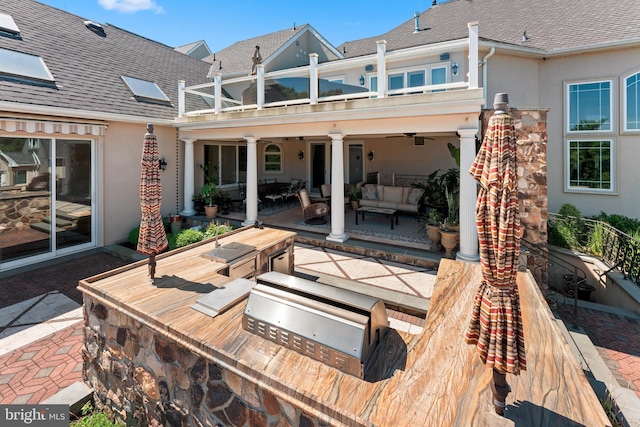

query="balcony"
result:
[176,23,482,127]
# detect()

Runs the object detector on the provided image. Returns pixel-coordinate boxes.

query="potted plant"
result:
[192,192,205,214]
[346,186,362,210]
[200,182,219,218]
[439,217,459,258]
[425,208,443,248]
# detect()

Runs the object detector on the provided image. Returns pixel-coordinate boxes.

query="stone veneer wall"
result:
[0,192,50,233]
[481,108,549,290]
[83,296,330,427]
[83,234,322,426]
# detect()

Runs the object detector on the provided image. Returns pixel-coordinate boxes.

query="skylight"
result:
[0,12,20,35]
[0,47,55,82]
[120,75,170,102]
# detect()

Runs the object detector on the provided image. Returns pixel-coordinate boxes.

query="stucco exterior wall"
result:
[537,46,640,219]
[102,122,180,246]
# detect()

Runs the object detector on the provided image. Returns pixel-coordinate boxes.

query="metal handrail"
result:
[548,213,640,286]
[521,238,588,326]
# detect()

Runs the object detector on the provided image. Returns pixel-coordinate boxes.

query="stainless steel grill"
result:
[243,271,389,378]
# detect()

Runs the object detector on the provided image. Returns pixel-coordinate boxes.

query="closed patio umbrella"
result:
[137,123,168,281]
[464,93,525,415]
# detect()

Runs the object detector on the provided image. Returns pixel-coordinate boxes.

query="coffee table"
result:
[355,206,398,230]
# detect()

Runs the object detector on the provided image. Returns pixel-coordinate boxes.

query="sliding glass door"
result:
[0,136,95,267]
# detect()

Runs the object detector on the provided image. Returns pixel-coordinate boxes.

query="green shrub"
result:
[71,402,123,426]
[128,227,139,247]
[591,212,640,235]
[204,222,234,239]
[175,228,204,248]
[166,233,177,251]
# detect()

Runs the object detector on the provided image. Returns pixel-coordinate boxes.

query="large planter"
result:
[426,224,441,248]
[440,229,459,258]
[169,214,182,235]
[204,205,218,219]
[351,200,359,211]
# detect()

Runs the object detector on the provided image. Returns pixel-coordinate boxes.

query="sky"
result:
[37,0,431,52]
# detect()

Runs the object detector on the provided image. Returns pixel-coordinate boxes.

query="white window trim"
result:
[565,78,615,135]
[263,143,283,174]
[622,69,640,133]
[564,137,616,194]
[385,62,450,95]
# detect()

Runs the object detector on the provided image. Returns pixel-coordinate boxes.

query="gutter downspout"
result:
[481,47,496,108]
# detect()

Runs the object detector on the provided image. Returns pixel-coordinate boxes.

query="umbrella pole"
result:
[491,368,510,415]
[148,254,156,280]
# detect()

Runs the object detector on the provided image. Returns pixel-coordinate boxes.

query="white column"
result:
[468,22,479,89]
[376,40,387,98]
[242,136,259,226]
[309,54,318,104]
[180,138,196,216]
[457,128,479,262]
[326,133,349,243]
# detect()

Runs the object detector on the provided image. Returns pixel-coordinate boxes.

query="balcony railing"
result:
[179,22,479,117]
[548,213,640,286]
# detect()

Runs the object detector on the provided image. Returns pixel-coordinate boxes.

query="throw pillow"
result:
[361,184,378,200]
[406,188,424,205]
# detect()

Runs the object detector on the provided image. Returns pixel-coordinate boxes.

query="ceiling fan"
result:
[385,132,435,140]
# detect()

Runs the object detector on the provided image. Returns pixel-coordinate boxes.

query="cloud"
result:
[98,0,164,14]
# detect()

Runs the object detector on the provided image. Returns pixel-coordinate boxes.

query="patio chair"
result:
[320,183,349,212]
[296,188,329,224]
[281,179,301,205]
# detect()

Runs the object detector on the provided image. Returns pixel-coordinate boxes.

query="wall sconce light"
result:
[368,150,374,161]
[359,75,365,86]
[451,62,459,76]
[298,150,304,160]
[158,157,167,171]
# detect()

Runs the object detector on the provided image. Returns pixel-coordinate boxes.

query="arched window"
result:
[264,144,282,172]
[625,71,640,131]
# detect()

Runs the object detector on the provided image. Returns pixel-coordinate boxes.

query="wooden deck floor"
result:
[78,228,610,426]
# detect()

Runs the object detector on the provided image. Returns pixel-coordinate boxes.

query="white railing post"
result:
[214,74,222,114]
[178,80,185,117]
[376,40,387,98]
[309,53,319,105]
[468,22,479,89]
[257,65,265,110]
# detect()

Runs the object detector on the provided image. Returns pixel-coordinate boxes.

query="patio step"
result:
[43,217,74,228]
[30,222,64,234]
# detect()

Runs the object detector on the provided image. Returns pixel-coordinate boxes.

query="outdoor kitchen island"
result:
[78,226,610,426]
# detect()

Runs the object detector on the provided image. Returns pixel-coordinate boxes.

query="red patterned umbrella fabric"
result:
[464,94,525,415]
[137,124,168,280]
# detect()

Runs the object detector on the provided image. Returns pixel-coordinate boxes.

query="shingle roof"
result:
[0,0,211,120]
[203,24,309,75]
[339,0,640,57]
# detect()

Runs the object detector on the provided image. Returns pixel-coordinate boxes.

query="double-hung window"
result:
[565,79,615,193]
[624,71,640,131]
